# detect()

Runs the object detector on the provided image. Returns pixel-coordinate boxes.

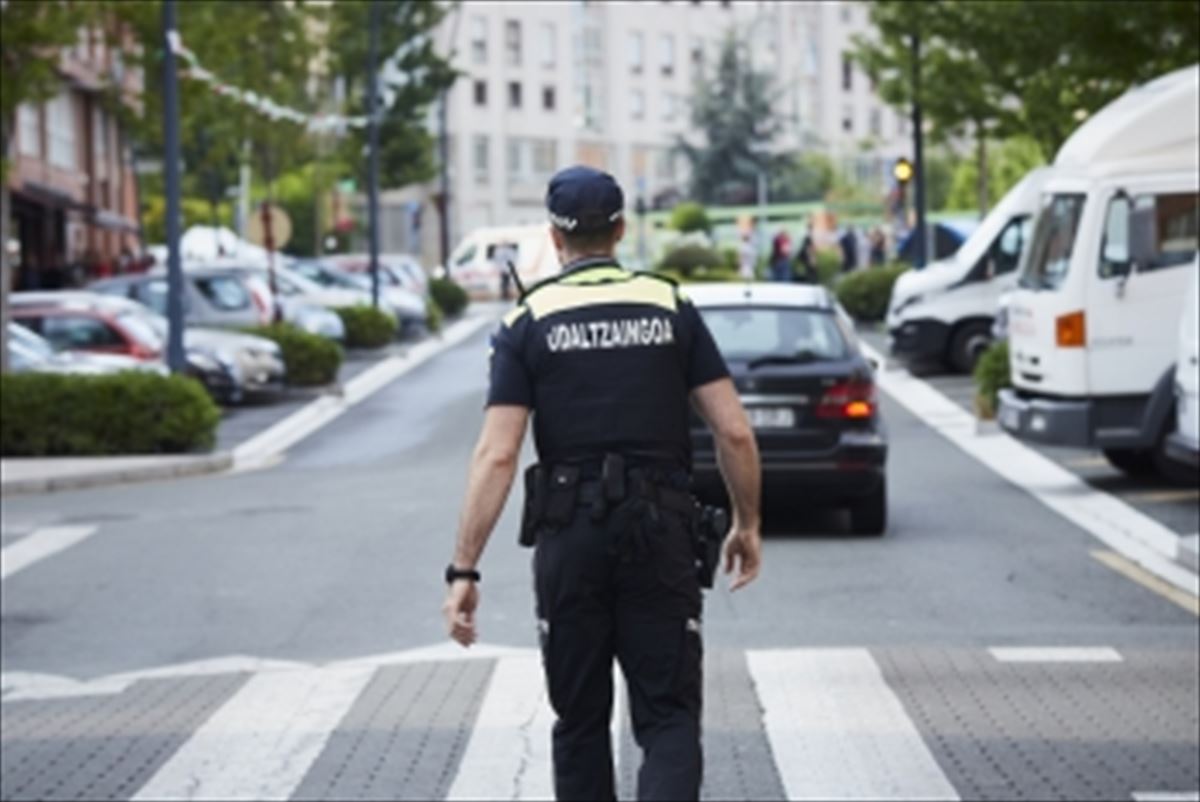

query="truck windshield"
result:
[1019,194,1085,291]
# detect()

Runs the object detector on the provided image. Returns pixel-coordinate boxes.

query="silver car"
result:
[90,270,263,329]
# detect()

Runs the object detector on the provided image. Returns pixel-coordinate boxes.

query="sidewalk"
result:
[1,306,503,497]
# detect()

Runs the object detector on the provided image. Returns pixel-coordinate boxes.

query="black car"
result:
[687,283,888,535]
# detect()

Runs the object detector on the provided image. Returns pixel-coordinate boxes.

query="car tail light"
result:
[816,380,876,419]
[1055,310,1086,348]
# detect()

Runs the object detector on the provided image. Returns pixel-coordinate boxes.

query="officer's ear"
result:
[612,218,626,246]
[549,225,566,253]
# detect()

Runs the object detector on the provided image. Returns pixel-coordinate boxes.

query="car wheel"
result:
[948,321,993,374]
[1102,448,1156,477]
[849,482,887,536]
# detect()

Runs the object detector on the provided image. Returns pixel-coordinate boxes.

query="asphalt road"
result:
[2,323,1197,801]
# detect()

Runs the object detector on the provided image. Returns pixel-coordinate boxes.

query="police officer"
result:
[443,166,762,801]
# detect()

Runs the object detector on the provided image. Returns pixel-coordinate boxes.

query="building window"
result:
[840,2,852,23]
[655,149,674,181]
[690,36,703,67]
[17,103,41,158]
[663,92,677,121]
[631,89,645,120]
[507,138,522,178]
[473,80,488,107]
[660,34,675,76]
[869,107,881,136]
[842,53,852,91]
[531,139,557,178]
[470,17,487,64]
[473,135,489,184]
[508,81,523,109]
[896,112,908,136]
[505,20,521,67]
[628,31,643,72]
[540,22,556,67]
[542,85,556,111]
[47,91,76,169]
[842,105,853,133]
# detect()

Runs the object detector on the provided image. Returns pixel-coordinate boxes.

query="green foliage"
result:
[718,246,739,273]
[770,152,835,203]
[677,30,783,204]
[243,324,342,386]
[0,372,220,456]
[835,264,909,321]
[924,149,957,212]
[429,278,469,318]
[854,1,1200,159]
[653,268,741,285]
[947,137,1046,212]
[669,202,712,234]
[140,194,234,245]
[813,249,843,287]
[335,306,397,349]
[973,340,1011,419]
[425,298,444,333]
[658,244,724,277]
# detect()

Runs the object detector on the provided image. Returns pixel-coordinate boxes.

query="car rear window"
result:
[194,275,252,310]
[697,306,850,362]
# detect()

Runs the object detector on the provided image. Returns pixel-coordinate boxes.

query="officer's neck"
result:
[560,251,617,272]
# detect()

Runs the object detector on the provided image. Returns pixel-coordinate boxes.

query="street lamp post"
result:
[366,0,381,310]
[162,0,186,373]
[910,30,928,269]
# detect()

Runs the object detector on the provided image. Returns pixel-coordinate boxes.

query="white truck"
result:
[1167,266,1199,467]
[443,224,561,299]
[998,65,1199,484]
[887,167,1052,372]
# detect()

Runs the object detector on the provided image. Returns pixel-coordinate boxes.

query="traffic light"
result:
[893,157,914,186]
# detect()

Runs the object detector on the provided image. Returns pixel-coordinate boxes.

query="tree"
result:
[770,152,834,203]
[946,136,1044,211]
[325,1,456,191]
[1,1,96,372]
[676,30,784,205]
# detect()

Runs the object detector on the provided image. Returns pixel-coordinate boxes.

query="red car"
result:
[10,304,163,361]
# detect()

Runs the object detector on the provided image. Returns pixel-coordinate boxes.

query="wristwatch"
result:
[445,564,482,584]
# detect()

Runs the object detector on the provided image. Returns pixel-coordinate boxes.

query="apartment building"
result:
[6,27,143,290]
[388,0,911,265]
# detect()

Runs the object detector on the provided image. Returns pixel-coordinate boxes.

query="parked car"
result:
[686,283,888,535]
[323,253,429,297]
[1167,266,1200,467]
[90,269,264,330]
[10,292,285,404]
[998,65,1198,484]
[888,167,1051,372]
[288,258,425,333]
[7,322,167,376]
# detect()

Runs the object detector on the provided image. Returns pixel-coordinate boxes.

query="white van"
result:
[887,167,1052,372]
[998,65,1199,483]
[445,224,561,299]
[1167,266,1199,467]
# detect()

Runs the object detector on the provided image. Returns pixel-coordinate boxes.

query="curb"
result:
[1,452,233,497]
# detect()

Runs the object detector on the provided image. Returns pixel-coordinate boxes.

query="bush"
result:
[835,264,909,321]
[813,248,842,286]
[973,340,1011,419]
[718,246,739,273]
[244,324,342,386]
[335,305,397,348]
[430,278,469,318]
[0,372,220,456]
[658,244,723,277]
[668,202,711,234]
[653,267,742,284]
[426,298,444,333]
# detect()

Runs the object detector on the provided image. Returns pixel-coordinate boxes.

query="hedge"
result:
[426,298,444,333]
[669,202,711,233]
[244,323,342,386]
[654,267,742,285]
[835,264,909,321]
[430,278,469,317]
[658,244,723,276]
[973,340,1011,419]
[0,372,220,456]
[334,305,397,348]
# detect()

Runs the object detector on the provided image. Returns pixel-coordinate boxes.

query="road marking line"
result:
[447,654,555,801]
[232,308,501,471]
[131,665,373,801]
[1122,489,1200,504]
[988,646,1122,663]
[1132,792,1200,801]
[0,525,97,580]
[861,342,1199,599]
[1092,550,1200,616]
[747,648,959,801]
[1064,456,1112,469]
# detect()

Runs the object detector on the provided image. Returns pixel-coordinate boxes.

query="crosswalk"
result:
[3,645,1197,801]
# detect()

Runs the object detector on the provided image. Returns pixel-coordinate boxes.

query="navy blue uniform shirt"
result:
[487,258,729,468]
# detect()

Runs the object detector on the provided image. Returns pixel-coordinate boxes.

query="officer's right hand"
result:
[722,527,762,591]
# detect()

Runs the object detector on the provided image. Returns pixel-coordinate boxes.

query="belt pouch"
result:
[544,465,581,526]
[519,464,547,547]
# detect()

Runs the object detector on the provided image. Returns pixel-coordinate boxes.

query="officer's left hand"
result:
[443,580,480,647]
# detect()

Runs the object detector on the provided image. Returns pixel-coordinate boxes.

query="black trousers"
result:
[534,497,703,801]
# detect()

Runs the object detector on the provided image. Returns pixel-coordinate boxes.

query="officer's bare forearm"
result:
[715,426,761,531]
[451,406,529,569]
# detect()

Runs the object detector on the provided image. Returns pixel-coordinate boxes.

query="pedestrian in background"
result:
[443,165,763,802]
[869,227,887,266]
[738,229,757,280]
[794,221,817,283]
[769,230,792,282]
[839,225,858,273]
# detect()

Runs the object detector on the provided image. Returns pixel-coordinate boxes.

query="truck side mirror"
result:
[1128,205,1157,273]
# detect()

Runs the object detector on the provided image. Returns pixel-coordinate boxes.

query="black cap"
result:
[545,165,625,234]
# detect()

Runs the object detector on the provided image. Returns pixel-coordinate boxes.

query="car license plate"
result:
[747,407,795,429]
[999,404,1020,431]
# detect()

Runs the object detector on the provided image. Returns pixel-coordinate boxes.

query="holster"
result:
[519,463,581,547]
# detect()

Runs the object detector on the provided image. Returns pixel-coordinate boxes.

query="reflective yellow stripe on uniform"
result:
[526,274,677,319]
[503,305,529,328]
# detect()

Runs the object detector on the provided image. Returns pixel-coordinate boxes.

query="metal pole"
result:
[756,168,767,257]
[436,92,450,272]
[910,31,927,269]
[162,0,186,373]
[366,0,381,310]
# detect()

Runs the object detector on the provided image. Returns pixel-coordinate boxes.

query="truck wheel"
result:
[1153,429,1200,486]
[1102,448,1156,477]
[948,321,993,374]
[849,483,887,536]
